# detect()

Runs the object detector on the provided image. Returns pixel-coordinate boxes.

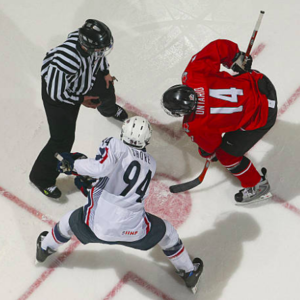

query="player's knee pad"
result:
[228,156,251,175]
[158,220,179,250]
[54,210,74,243]
[162,239,183,258]
[216,148,255,177]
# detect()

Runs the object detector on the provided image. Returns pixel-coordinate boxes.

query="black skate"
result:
[112,104,128,122]
[235,168,272,205]
[177,257,204,294]
[36,231,56,263]
[31,182,62,199]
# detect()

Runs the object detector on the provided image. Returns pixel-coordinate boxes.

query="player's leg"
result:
[216,148,271,204]
[36,210,74,262]
[113,213,203,293]
[216,148,261,188]
[158,220,203,293]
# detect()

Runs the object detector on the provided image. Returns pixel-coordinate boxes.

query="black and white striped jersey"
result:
[41,30,109,105]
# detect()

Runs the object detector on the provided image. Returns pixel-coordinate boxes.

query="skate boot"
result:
[31,181,62,199]
[39,185,61,199]
[177,257,204,294]
[36,231,56,263]
[235,168,272,205]
[112,104,128,122]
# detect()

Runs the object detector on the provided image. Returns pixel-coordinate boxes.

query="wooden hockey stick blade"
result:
[169,159,211,193]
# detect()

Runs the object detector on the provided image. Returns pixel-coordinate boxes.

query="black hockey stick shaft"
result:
[169,159,211,193]
[243,10,265,66]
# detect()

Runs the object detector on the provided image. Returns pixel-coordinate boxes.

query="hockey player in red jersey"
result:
[162,39,277,204]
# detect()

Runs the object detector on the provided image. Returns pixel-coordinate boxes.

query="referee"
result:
[30,19,128,198]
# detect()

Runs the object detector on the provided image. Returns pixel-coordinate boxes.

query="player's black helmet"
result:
[78,19,114,56]
[162,85,198,117]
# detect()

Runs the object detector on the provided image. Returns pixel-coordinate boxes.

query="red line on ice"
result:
[0,186,80,300]
[0,186,55,227]
[278,86,300,117]
[18,239,80,300]
[272,195,300,217]
[251,43,266,59]
[103,271,176,300]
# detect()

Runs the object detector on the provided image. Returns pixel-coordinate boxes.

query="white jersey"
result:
[74,137,156,242]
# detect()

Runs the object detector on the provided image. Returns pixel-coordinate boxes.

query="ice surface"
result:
[1,1,300,299]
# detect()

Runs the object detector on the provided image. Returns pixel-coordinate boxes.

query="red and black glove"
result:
[198,147,218,162]
[231,51,252,74]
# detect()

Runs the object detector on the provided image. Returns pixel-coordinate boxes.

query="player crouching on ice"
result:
[162,39,277,205]
[36,116,203,294]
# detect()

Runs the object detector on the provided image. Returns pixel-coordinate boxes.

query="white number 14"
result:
[209,88,243,114]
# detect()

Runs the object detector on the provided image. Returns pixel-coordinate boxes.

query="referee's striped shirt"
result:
[41,30,109,105]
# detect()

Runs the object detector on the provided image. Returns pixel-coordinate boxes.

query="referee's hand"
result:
[82,96,101,108]
[104,73,117,89]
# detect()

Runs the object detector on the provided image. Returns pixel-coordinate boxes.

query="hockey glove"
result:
[74,176,97,197]
[198,147,218,162]
[231,51,252,74]
[56,153,75,175]
[57,152,88,175]
[70,152,88,161]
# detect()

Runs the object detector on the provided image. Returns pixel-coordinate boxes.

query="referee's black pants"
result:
[29,79,81,188]
[30,72,116,189]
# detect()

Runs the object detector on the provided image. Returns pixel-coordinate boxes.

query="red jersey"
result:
[182,39,269,153]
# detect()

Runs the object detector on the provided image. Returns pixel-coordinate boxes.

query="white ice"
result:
[1,0,300,299]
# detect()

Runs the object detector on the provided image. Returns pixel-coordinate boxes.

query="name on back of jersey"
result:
[130,148,151,164]
[194,87,205,115]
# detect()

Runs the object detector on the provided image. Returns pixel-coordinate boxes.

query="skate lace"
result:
[242,187,256,198]
[193,263,200,272]
[47,186,57,193]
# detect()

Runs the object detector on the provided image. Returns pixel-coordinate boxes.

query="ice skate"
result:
[39,185,61,198]
[112,105,128,122]
[31,181,62,199]
[235,168,272,205]
[177,257,204,294]
[36,231,56,263]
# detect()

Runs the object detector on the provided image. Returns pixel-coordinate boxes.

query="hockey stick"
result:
[169,13,265,194]
[55,152,94,181]
[55,152,72,173]
[169,158,211,193]
[243,10,265,66]
[54,153,64,161]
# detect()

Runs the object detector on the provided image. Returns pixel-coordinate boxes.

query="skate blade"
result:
[191,286,197,294]
[235,192,273,206]
[189,280,201,294]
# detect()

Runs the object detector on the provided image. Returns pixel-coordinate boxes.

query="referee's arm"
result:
[44,64,83,105]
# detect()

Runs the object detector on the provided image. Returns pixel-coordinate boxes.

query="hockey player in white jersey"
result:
[36,116,203,293]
